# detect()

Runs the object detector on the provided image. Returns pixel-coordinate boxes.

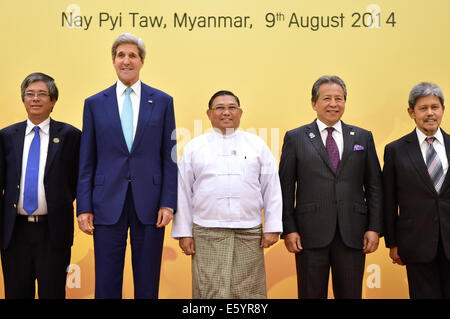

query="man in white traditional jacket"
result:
[172,90,282,299]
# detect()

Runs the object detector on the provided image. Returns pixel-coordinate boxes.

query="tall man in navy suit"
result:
[77,33,177,299]
[0,73,81,298]
[279,75,383,298]
[383,82,450,298]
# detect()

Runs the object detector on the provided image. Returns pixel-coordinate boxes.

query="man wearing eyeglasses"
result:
[0,72,81,298]
[172,90,282,298]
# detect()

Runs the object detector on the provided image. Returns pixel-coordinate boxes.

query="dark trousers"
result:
[93,185,165,299]
[406,238,450,299]
[1,217,71,299]
[295,229,366,299]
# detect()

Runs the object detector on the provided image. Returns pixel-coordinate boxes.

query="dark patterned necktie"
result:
[326,127,340,173]
[426,136,444,193]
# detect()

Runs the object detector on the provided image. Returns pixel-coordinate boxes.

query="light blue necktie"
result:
[121,87,134,151]
[23,126,40,215]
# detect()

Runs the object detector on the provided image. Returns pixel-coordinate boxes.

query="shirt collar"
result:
[416,127,444,145]
[212,128,240,139]
[316,118,342,134]
[116,79,141,96]
[26,117,50,135]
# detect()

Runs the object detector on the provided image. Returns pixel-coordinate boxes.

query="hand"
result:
[390,246,405,265]
[156,207,174,228]
[260,232,279,248]
[179,237,195,255]
[284,232,303,253]
[363,230,379,254]
[77,212,94,235]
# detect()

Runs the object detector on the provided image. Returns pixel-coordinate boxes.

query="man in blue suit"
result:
[77,33,177,299]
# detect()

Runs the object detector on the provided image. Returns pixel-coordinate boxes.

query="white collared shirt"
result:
[316,119,344,159]
[416,127,449,175]
[116,79,141,139]
[18,117,50,215]
[171,129,283,238]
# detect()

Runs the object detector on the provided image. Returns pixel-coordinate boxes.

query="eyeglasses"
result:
[24,91,50,99]
[211,106,241,113]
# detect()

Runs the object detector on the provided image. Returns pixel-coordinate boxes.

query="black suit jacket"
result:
[0,138,4,244]
[383,129,450,263]
[0,119,81,250]
[279,120,383,250]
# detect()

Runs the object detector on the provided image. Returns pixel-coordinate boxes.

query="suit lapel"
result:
[338,122,355,175]
[44,119,61,176]
[306,120,336,174]
[103,84,130,153]
[131,83,155,153]
[405,130,436,194]
[13,121,27,180]
[439,129,450,192]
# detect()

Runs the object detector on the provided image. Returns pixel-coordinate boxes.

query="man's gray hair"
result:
[21,72,58,101]
[111,33,146,61]
[408,82,445,109]
[311,75,347,103]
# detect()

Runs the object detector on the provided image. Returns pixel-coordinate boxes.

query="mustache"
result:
[424,116,438,122]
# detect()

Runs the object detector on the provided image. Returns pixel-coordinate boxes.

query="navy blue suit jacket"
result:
[77,82,177,225]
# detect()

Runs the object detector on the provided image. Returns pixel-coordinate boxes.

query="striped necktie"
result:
[426,136,444,193]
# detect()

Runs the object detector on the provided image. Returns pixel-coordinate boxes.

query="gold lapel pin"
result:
[148,100,153,103]
[53,137,60,143]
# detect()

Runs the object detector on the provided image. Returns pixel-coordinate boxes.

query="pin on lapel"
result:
[53,137,60,143]
[148,100,153,104]
[350,131,355,136]
[309,132,315,139]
